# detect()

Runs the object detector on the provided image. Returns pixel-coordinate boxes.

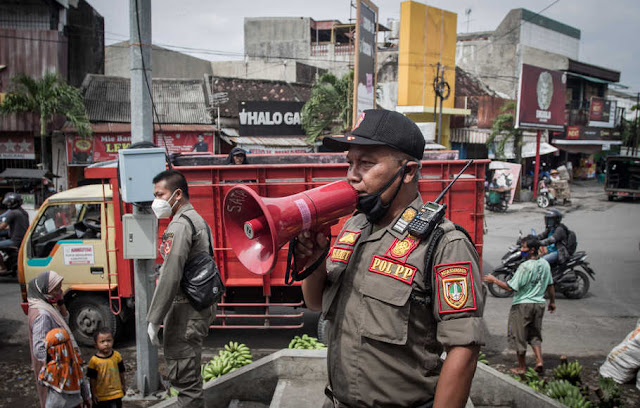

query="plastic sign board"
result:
[588,97,617,128]
[238,101,304,136]
[515,64,566,130]
[353,0,378,125]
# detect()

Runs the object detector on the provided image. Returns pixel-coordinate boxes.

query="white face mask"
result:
[152,190,178,219]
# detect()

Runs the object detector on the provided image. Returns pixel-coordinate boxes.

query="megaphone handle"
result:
[285,234,331,286]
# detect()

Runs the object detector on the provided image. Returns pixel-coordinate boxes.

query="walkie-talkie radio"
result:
[407,160,474,238]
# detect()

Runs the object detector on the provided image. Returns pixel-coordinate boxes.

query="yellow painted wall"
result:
[398,1,457,109]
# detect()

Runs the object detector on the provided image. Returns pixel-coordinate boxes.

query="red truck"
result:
[19,153,487,345]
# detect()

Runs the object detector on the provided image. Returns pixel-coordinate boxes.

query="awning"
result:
[566,72,615,85]
[521,142,559,158]
[220,135,313,154]
[450,128,489,144]
[552,138,622,154]
[425,143,447,150]
[0,168,59,179]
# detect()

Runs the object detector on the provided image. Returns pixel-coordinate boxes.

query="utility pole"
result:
[129,0,159,396]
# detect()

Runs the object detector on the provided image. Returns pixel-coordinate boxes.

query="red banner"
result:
[0,135,35,159]
[566,126,580,140]
[67,132,214,166]
[516,64,566,130]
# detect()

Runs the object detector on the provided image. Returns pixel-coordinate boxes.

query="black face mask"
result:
[357,162,409,224]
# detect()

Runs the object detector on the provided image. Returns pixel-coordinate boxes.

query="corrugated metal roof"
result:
[220,135,308,147]
[82,74,211,124]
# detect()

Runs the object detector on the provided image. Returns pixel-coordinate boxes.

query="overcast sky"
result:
[86,0,640,94]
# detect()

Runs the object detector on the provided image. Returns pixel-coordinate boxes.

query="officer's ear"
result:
[403,160,420,184]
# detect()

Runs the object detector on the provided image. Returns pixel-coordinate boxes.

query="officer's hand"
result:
[294,230,329,269]
[147,322,161,347]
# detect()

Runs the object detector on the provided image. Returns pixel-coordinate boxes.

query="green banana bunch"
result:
[555,386,591,408]
[595,376,622,408]
[478,351,489,365]
[201,341,253,383]
[546,380,581,399]
[553,360,583,385]
[288,334,326,350]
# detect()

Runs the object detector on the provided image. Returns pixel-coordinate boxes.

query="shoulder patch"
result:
[368,255,416,285]
[384,236,419,262]
[392,207,418,234]
[435,262,477,314]
[329,247,353,264]
[163,238,173,256]
[337,230,361,246]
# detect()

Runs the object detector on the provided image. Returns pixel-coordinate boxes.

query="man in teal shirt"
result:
[485,235,556,375]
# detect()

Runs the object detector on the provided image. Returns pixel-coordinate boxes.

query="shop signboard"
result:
[588,97,616,128]
[237,101,304,137]
[515,64,566,130]
[353,0,378,125]
[67,132,214,165]
[0,135,35,159]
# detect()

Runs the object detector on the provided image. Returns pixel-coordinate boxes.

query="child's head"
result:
[94,326,114,354]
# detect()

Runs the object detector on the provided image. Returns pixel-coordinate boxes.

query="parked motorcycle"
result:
[537,176,555,208]
[486,233,595,299]
[486,189,511,212]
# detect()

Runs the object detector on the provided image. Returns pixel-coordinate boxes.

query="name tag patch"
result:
[435,262,476,313]
[384,237,419,262]
[368,255,416,285]
[330,247,353,264]
[337,230,361,246]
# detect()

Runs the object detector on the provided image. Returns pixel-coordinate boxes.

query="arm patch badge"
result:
[435,262,477,313]
[163,239,173,256]
[330,247,352,264]
[337,230,361,246]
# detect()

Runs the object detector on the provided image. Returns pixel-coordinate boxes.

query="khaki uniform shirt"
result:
[147,204,213,358]
[322,196,485,407]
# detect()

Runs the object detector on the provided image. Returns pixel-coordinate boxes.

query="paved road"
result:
[482,180,640,357]
[1,180,638,361]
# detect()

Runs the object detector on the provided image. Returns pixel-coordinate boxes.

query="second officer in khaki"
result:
[297,109,485,408]
[147,170,213,408]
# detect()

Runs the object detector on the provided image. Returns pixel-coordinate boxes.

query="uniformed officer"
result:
[297,109,485,408]
[147,170,213,408]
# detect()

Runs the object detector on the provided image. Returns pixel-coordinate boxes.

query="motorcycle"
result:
[486,232,595,299]
[485,189,511,212]
[0,234,18,277]
[537,176,555,208]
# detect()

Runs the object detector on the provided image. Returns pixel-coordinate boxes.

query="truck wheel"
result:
[316,315,329,345]
[68,295,121,346]
[607,195,614,201]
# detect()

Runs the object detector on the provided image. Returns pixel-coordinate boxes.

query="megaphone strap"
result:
[285,236,331,286]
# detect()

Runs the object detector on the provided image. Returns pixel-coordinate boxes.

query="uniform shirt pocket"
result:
[359,269,413,344]
[322,258,349,319]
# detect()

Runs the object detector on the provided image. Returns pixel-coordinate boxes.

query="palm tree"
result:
[486,100,523,165]
[301,71,353,145]
[0,72,91,171]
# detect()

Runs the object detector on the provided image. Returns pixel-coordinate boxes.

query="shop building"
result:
[61,75,215,188]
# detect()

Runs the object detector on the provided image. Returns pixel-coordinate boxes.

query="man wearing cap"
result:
[296,109,485,408]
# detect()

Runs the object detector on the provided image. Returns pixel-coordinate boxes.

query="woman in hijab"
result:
[27,271,89,407]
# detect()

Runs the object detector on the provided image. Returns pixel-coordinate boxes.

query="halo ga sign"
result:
[238,101,305,137]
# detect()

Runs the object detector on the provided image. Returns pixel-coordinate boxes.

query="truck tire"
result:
[68,295,121,346]
[316,315,329,345]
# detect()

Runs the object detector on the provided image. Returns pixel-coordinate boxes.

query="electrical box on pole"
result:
[118,148,166,203]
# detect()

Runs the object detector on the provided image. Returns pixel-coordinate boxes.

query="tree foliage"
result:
[301,71,353,144]
[0,72,91,138]
[486,100,523,164]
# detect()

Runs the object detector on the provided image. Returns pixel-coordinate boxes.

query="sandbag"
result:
[599,319,640,384]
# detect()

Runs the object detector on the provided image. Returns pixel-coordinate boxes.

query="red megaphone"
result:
[223,181,357,275]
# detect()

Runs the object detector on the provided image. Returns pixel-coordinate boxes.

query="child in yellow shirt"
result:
[87,327,126,407]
